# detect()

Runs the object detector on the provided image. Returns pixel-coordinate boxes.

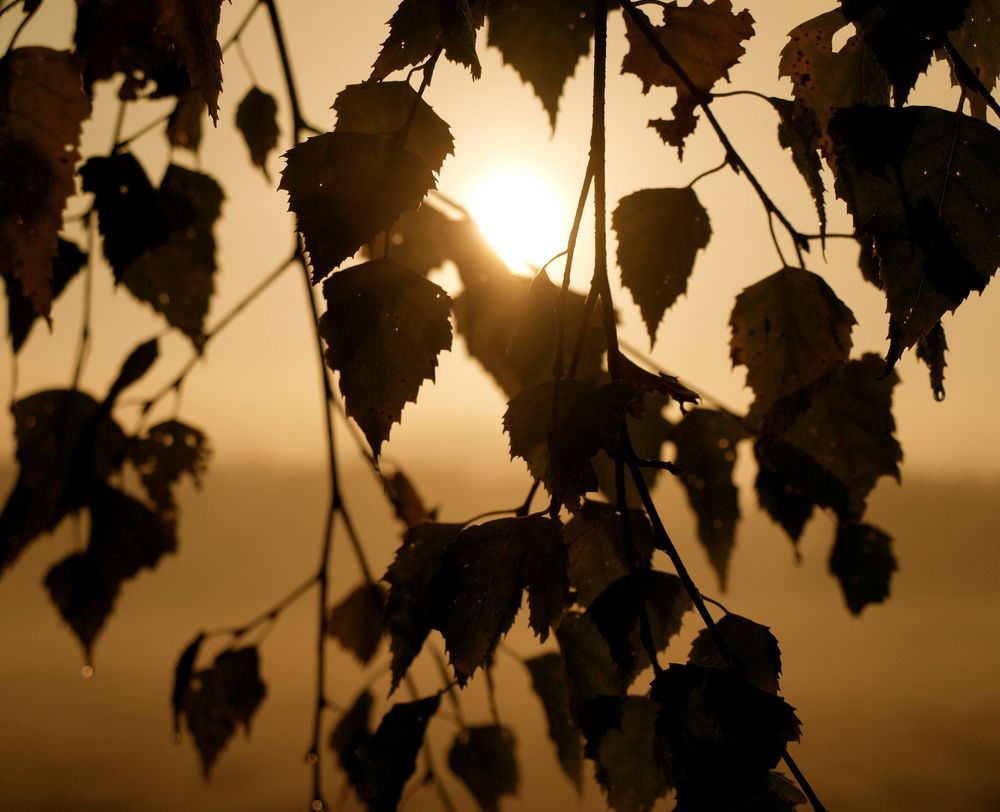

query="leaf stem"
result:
[203,573,317,640]
[619,0,808,266]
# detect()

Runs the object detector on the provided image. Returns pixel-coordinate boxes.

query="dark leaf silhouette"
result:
[235,87,280,178]
[167,88,204,152]
[327,582,386,665]
[384,469,436,527]
[127,419,209,531]
[770,98,827,235]
[448,725,519,811]
[122,164,223,340]
[330,689,374,777]
[616,354,700,407]
[555,611,623,714]
[505,380,644,505]
[45,483,174,655]
[829,521,896,614]
[652,664,801,808]
[758,354,902,521]
[371,203,454,276]
[281,131,435,282]
[830,105,1000,366]
[0,48,90,318]
[622,0,755,156]
[74,0,224,120]
[81,152,171,280]
[459,269,606,398]
[671,408,749,588]
[915,321,948,401]
[583,696,670,812]
[563,500,654,609]
[320,258,452,459]
[525,652,583,790]
[172,632,205,737]
[486,0,593,128]
[370,0,482,80]
[840,0,970,105]
[349,695,441,812]
[83,157,223,340]
[612,187,711,344]
[754,461,814,544]
[588,571,691,683]
[688,614,783,695]
[946,0,1000,118]
[438,516,565,683]
[334,81,454,174]
[384,522,463,689]
[4,238,86,353]
[778,8,889,154]
[107,338,159,403]
[177,645,267,777]
[1,389,126,575]
[730,267,855,415]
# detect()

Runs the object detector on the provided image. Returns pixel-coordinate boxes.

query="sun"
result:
[466,169,568,273]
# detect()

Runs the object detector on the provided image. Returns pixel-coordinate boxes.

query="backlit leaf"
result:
[371,0,482,80]
[121,164,222,340]
[172,632,205,737]
[281,131,435,282]
[327,582,386,665]
[612,187,711,345]
[448,725,519,811]
[556,611,624,712]
[320,259,452,459]
[829,105,1000,366]
[754,461,814,545]
[349,695,441,812]
[588,571,691,683]
[563,500,654,609]
[4,238,85,353]
[730,267,856,414]
[384,522,463,689]
[235,87,280,178]
[652,664,801,807]
[127,419,209,532]
[840,0,970,105]
[154,0,226,122]
[671,408,749,589]
[334,81,454,174]
[946,0,1000,119]
[0,389,126,575]
[371,203,454,276]
[0,48,90,318]
[437,516,563,683]
[46,483,174,656]
[330,689,373,776]
[758,354,901,520]
[769,98,826,235]
[584,696,670,812]
[688,614,783,695]
[106,338,159,403]
[778,8,889,154]
[622,0,755,156]
[915,321,948,401]
[384,468,436,527]
[525,653,583,789]
[486,0,593,128]
[829,521,896,614]
[177,645,267,777]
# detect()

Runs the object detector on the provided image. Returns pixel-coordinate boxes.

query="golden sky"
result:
[2,0,998,479]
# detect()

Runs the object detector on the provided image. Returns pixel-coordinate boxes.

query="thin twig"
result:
[619,0,808,267]
[203,574,317,640]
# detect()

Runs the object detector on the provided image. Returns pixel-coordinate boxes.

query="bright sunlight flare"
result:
[467,169,569,272]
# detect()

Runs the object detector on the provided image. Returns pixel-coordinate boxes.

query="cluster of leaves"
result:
[1,0,998,810]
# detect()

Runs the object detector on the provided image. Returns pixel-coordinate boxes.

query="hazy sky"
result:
[2,0,998,480]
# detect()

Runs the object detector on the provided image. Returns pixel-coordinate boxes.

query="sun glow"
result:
[466,169,569,273]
